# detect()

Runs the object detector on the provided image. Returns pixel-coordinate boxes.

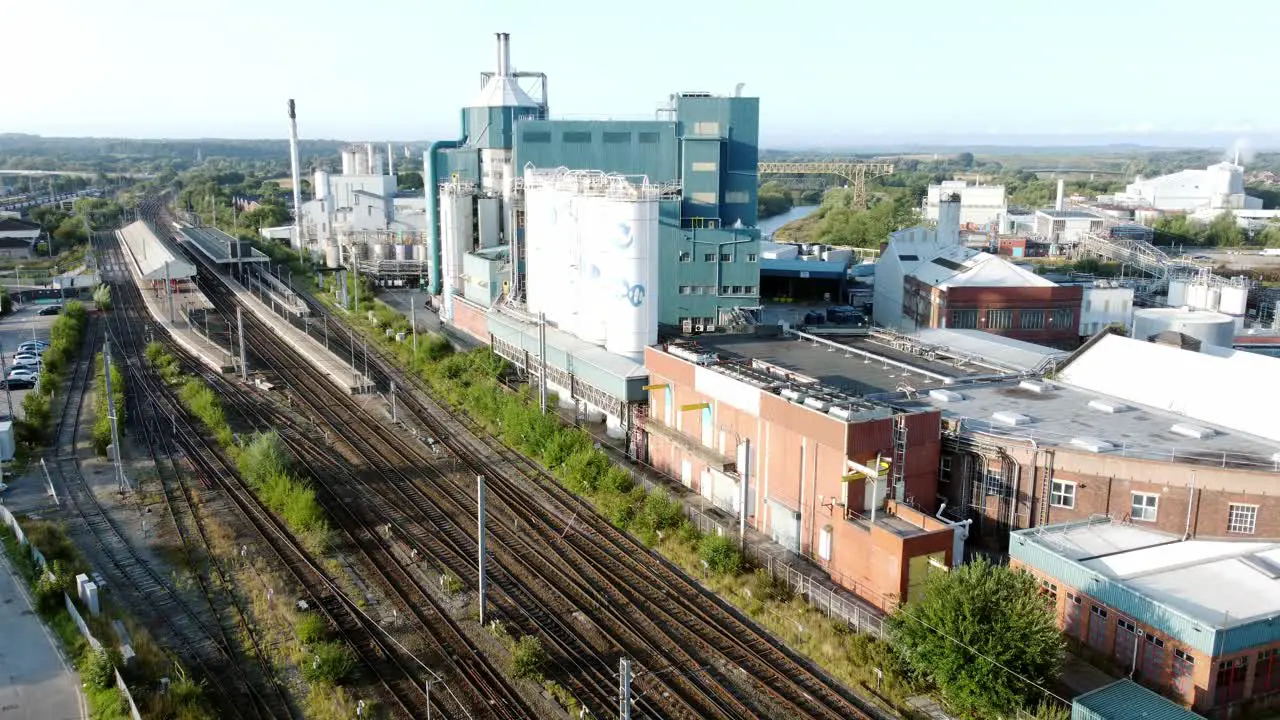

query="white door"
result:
[680,460,692,488]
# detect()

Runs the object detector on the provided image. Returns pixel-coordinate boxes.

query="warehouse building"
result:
[1012,519,1280,715]
[922,180,1007,228]
[1114,162,1262,213]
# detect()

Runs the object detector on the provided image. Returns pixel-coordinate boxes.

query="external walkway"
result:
[113,227,235,373]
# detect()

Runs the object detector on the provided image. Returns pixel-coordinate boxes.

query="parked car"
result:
[7,368,39,382]
[17,341,48,354]
[38,305,61,316]
[3,377,34,390]
[12,355,42,368]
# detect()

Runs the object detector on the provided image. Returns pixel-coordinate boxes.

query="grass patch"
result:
[91,352,126,456]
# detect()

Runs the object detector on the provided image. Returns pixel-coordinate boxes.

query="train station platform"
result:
[178,225,271,266]
[116,223,235,373]
[215,268,373,394]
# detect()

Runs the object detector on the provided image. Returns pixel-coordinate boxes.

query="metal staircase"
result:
[891,414,908,502]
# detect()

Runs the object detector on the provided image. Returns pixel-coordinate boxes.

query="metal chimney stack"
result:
[386,142,394,176]
[1055,178,1065,211]
[287,99,303,252]
[497,32,511,76]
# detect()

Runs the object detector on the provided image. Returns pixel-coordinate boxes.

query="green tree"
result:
[397,171,424,191]
[887,558,1065,717]
[1257,224,1280,248]
[956,152,975,169]
[1205,211,1245,247]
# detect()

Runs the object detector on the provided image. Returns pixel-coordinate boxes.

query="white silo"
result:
[1166,278,1188,307]
[1206,287,1222,313]
[1218,284,1248,317]
[1186,282,1209,310]
[575,195,609,346]
[439,182,474,320]
[522,181,550,315]
[1132,308,1236,348]
[605,194,659,360]
[341,148,357,175]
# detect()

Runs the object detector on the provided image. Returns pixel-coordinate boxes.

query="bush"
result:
[295,614,328,646]
[92,353,126,456]
[511,635,546,681]
[93,284,112,312]
[302,641,357,686]
[81,647,122,690]
[699,535,743,576]
[33,560,73,615]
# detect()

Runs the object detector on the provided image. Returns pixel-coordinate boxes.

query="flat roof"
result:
[1037,209,1102,219]
[1018,521,1280,631]
[899,378,1280,469]
[912,329,1067,373]
[179,226,270,264]
[694,333,983,398]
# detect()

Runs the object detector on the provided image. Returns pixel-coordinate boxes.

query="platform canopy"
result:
[180,225,269,265]
[120,221,196,280]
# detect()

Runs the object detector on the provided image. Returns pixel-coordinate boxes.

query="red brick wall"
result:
[450,298,490,344]
[943,285,1084,348]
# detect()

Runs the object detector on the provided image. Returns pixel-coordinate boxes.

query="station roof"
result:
[179,225,270,264]
[1012,519,1280,655]
[1058,333,1280,444]
[119,221,196,280]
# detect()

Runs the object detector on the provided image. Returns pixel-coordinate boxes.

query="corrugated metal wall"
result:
[514,120,679,181]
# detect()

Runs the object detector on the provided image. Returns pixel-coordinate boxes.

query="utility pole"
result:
[739,439,750,548]
[164,261,175,324]
[410,293,418,354]
[237,306,248,381]
[390,381,397,423]
[618,658,632,720]
[0,344,12,419]
[477,474,487,626]
[104,338,129,493]
[538,312,548,413]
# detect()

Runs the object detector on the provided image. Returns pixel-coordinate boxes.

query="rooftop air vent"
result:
[1088,399,1128,414]
[828,407,854,421]
[929,389,964,403]
[1070,437,1115,453]
[803,397,830,412]
[1020,380,1052,394]
[992,411,1031,427]
[1239,554,1280,580]
[780,388,807,404]
[1171,423,1216,439]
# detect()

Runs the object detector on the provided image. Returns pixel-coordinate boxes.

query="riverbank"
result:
[759,204,819,238]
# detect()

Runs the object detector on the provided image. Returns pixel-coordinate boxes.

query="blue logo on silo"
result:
[615,222,634,248]
[621,280,646,308]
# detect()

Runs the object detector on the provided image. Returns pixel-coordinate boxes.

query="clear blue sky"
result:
[7,0,1277,148]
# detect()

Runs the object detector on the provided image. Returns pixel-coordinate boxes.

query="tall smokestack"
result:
[1055,178,1065,212]
[287,99,303,252]
[387,142,394,176]
[497,32,511,76]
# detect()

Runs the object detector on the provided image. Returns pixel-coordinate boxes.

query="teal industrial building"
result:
[422,33,762,439]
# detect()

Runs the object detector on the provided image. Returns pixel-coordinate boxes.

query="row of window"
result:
[678,285,756,296]
[1049,480,1260,534]
[522,130,663,144]
[678,251,758,263]
[949,308,1074,331]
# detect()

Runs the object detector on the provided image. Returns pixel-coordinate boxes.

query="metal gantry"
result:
[757,161,895,209]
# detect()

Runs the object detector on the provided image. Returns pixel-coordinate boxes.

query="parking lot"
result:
[0,302,60,421]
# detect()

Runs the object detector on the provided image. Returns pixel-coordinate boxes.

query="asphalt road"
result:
[0,544,86,720]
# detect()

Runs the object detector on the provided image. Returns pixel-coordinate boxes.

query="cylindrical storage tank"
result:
[1131,308,1236,348]
[575,195,608,346]
[324,244,340,267]
[523,181,548,315]
[341,149,356,175]
[1166,279,1188,307]
[557,194,581,336]
[1207,287,1222,313]
[1186,282,1209,310]
[393,244,407,261]
[314,170,329,200]
[1219,284,1248,317]
[605,196,658,360]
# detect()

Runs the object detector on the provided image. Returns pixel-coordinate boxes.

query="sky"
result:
[5,0,1278,148]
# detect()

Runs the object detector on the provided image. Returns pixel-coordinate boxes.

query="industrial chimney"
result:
[287,99,303,252]
[496,32,512,76]
[1055,178,1065,211]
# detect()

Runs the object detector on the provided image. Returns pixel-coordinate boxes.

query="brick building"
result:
[641,339,959,610]
[1011,519,1280,716]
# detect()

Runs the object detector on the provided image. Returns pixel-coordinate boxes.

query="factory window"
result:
[1257,649,1280,695]
[1039,579,1058,603]
[720,253,732,262]
[1130,492,1159,522]
[949,309,978,329]
[691,191,718,205]
[725,191,750,204]
[603,131,631,144]
[721,285,731,295]
[522,131,552,143]
[562,131,592,143]
[692,161,718,172]
[731,285,742,294]
[939,456,951,484]
[638,132,660,144]
[1217,657,1249,704]
[679,285,692,295]
[743,285,756,295]
[691,121,721,136]
[1050,308,1074,328]
[367,206,373,217]
[679,251,692,262]
[984,469,1004,497]
[1228,503,1258,535]
[1175,648,1194,664]
[1050,480,1076,509]
[1084,299,1092,312]
[747,253,757,262]
[1020,310,1045,330]
[704,253,716,262]
[986,308,1012,330]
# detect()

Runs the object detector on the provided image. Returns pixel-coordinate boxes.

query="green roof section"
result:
[1072,680,1204,720]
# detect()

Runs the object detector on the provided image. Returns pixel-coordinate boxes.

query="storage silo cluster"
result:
[1165,275,1250,329]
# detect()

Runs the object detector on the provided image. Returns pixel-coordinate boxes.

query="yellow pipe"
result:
[643,383,668,391]
[679,402,710,412]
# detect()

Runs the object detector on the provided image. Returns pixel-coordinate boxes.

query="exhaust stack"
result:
[1055,178,1065,211]
[287,99,303,251]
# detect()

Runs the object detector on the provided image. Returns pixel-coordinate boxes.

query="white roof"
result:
[1029,522,1280,627]
[912,329,1067,373]
[119,221,196,281]
[900,240,1054,290]
[470,76,539,108]
[1058,333,1280,443]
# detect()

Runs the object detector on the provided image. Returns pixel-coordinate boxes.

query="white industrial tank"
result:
[1207,287,1222,313]
[574,195,609,347]
[314,170,329,201]
[1218,284,1248,317]
[1131,308,1236,349]
[605,196,658,360]
[1166,279,1188,307]
[1186,283,1209,311]
[393,244,407,261]
[371,243,388,262]
[323,245,340,268]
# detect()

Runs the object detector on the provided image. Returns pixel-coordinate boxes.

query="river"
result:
[758,205,819,239]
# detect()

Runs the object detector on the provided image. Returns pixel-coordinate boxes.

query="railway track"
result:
[96,227,430,719]
[49,311,270,720]
[288,276,891,719]
[170,230,885,718]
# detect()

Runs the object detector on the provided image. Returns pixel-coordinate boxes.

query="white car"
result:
[12,355,42,368]
[17,341,48,354]
[7,368,38,382]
